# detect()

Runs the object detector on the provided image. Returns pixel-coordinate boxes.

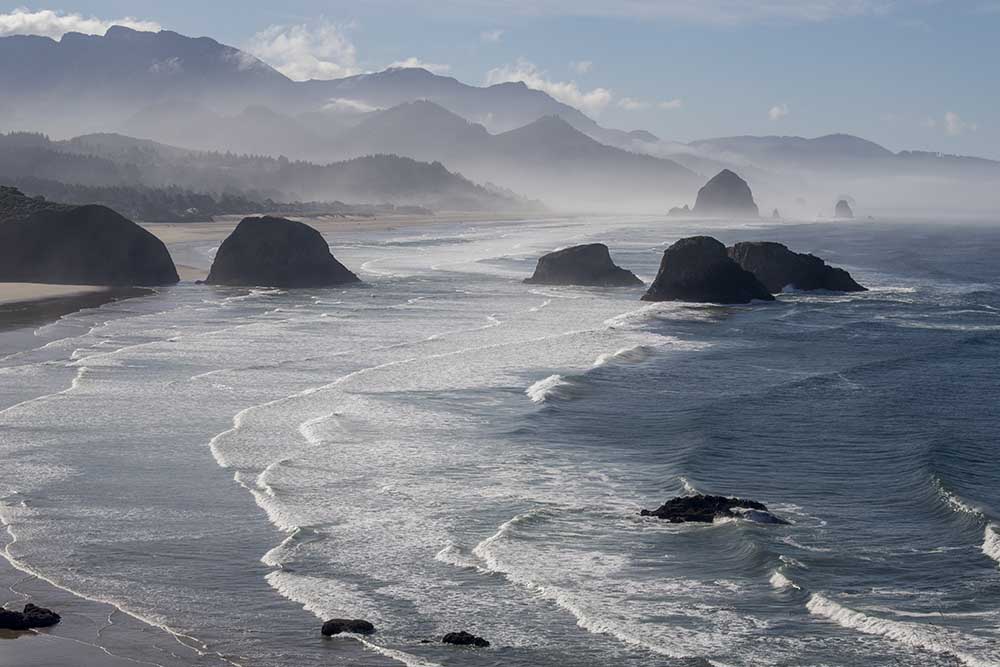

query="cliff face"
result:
[692,170,759,218]
[0,187,179,286]
[206,216,360,288]
[642,236,773,304]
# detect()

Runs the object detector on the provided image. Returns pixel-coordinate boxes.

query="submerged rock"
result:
[0,186,179,286]
[727,241,867,293]
[640,495,787,524]
[321,619,376,636]
[835,200,854,218]
[524,243,642,287]
[442,631,490,648]
[641,236,774,304]
[693,170,759,218]
[206,216,360,288]
[0,604,61,630]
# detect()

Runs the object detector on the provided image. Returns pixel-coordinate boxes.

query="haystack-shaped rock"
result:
[642,236,773,304]
[835,200,854,218]
[693,170,759,218]
[524,243,642,287]
[206,217,360,288]
[0,186,179,286]
[728,241,866,293]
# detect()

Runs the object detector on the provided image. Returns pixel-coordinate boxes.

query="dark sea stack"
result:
[0,187,179,286]
[641,236,774,304]
[641,495,787,524]
[692,170,759,218]
[321,619,376,636]
[835,200,854,218]
[772,208,781,220]
[524,243,642,287]
[728,242,866,293]
[443,631,490,648]
[206,217,360,288]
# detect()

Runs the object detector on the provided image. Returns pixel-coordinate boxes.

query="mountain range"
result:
[1,25,999,214]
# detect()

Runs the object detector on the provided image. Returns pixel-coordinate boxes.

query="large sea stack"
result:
[835,200,855,218]
[692,170,759,218]
[728,242,866,293]
[642,236,773,304]
[206,216,360,288]
[524,243,642,287]
[0,186,179,286]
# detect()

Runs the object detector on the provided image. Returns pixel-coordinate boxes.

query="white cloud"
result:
[944,111,977,136]
[769,103,790,120]
[659,99,683,110]
[387,57,452,74]
[485,59,612,114]
[149,57,183,75]
[480,29,505,42]
[0,8,160,39]
[245,21,360,81]
[570,60,593,74]
[617,97,650,111]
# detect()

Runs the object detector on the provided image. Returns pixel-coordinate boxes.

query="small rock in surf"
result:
[524,243,642,287]
[640,494,788,524]
[321,619,376,636]
[0,603,61,630]
[442,631,491,647]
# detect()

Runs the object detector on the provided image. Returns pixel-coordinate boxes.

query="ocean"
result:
[1,214,999,667]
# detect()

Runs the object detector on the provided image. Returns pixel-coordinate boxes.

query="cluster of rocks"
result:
[641,495,788,525]
[0,603,61,631]
[322,619,490,648]
[523,235,866,305]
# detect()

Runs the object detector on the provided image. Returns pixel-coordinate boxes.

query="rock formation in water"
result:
[641,236,774,304]
[835,200,854,218]
[727,242,866,293]
[206,216,360,288]
[640,495,787,524]
[772,208,781,220]
[442,631,491,648]
[668,204,691,217]
[321,619,376,636]
[692,170,759,218]
[524,243,642,287]
[0,186,179,286]
[0,604,61,630]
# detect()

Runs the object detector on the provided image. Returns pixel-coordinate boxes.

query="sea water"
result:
[1,215,999,666]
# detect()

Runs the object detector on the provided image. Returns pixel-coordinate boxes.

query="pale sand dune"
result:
[0,283,108,306]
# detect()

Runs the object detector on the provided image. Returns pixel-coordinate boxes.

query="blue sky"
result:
[2,2,998,158]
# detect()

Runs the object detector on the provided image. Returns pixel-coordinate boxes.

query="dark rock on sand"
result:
[693,170,759,218]
[206,216,360,288]
[641,495,787,524]
[728,241,867,293]
[524,243,642,287]
[0,186,179,286]
[443,631,491,648]
[0,604,61,630]
[641,236,774,304]
[835,199,854,218]
[321,619,376,636]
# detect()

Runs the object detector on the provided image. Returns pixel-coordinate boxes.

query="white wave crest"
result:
[806,593,998,667]
[525,374,582,404]
[593,344,655,367]
[983,524,1000,566]
[768,569,801,591]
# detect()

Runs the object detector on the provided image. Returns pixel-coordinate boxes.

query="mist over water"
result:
[2,214,1000,666]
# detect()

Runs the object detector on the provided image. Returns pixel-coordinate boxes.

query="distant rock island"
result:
[0,186,179,286]
[694,170,759,217]
[206,216,360,288]
[524,243,642,287]
[835,199,855,218]
[642,236,773,304]
[641,495,787,524]
[728,242,867,293]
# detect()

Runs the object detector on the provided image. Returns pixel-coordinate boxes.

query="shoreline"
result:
[0,287,153,333]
